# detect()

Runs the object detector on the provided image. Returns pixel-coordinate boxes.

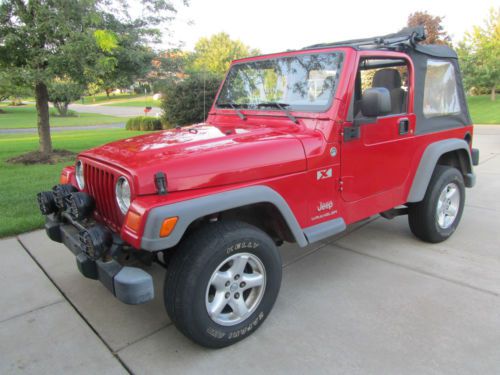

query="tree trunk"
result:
[106,88,111,98]
[35,82,52,154]
[491,86,496,101]
[54,102,68,116]
[61,102,69,116]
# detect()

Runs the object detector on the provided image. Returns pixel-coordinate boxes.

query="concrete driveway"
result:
[1,126,499,374]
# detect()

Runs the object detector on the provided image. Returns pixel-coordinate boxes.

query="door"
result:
[341,55,416,203]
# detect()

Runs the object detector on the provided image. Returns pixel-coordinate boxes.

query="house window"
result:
[423,60,461,118]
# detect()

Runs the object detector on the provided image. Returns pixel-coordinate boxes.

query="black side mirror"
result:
[346,87,392,141]
[360,87,391,117]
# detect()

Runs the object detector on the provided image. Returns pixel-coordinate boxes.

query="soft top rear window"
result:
[423,60,461,118]
[216,52,343,112]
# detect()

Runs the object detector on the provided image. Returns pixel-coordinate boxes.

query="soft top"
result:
[304,26,458,60]
[414,44,458,59]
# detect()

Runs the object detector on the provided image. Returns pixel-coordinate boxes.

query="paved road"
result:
[1,126,499,374]
[69,104,162,117]
[0,104,161,134]
[0,123,125,134]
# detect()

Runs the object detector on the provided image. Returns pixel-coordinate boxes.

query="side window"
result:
[352,58,409,118]
[423,60,461,118]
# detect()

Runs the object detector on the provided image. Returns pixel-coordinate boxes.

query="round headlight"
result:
[75,160,85,190]
[115,176,131,214]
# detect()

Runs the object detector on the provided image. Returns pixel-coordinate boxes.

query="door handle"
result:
[398,119,409,135]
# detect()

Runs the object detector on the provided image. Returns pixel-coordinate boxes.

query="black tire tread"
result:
[164,220,280,347]
[408,165,465,243]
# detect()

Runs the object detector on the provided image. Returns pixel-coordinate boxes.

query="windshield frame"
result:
[215,51,345,114]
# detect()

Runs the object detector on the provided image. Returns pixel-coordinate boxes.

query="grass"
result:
[0,129,145,238]
[107,97,161,107]
[467,96,500,124]
[79,92,141,105]
[0,105,125,129]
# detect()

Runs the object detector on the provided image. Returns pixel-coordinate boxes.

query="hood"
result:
[80,122,306,195]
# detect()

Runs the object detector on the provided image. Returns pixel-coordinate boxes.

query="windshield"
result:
[216,52,343,112]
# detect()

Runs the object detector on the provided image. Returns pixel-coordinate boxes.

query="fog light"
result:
[36,191,57,215]
[67,192,94,221]
[79,225,111,261]
[52,184,77,209]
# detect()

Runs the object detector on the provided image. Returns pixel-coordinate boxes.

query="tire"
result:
[164,220,282,348]
[408,165,465,243]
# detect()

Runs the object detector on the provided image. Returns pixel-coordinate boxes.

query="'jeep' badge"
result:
[317,168,333,180]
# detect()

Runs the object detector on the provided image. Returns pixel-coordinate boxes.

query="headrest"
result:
[372,69,402,89]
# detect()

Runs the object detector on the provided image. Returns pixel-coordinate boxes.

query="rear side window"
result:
[423,60,461,118]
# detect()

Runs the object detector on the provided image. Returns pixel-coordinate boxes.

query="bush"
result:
[49,109,78,117]
[125,116,163,131]
[48,81,84,116]
[160,73,222,127]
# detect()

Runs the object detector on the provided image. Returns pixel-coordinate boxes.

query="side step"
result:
[380,207,408,220]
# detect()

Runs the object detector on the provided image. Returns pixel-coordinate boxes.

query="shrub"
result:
[48,81,84,116]
[50,109,78,117]
[160,73,222,127]
[125,116,162,131]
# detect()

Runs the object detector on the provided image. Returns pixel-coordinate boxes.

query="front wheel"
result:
[408,165,465,243]
[164,220,282,348]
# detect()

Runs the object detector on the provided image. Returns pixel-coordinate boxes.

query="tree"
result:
[161,73,221,126]
[150,49,191,93]
[457,8,499,101]
[0,0,183,156]
[0,70,32,105]
[191,33,259,76]
[48,81,84,116]
[93,28,155,97]
[407,11,451,45]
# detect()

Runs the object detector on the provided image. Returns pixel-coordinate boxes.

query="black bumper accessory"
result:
[471,148,480,166]
[39,183,154,305]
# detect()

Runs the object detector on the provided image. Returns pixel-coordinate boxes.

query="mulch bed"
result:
[7,149,76,165]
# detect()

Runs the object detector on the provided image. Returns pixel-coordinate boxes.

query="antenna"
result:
[203,69,206,123]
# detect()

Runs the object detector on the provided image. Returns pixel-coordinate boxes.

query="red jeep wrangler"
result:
[37,27,479,348]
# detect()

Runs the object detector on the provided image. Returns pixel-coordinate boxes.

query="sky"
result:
[162,0,499,53]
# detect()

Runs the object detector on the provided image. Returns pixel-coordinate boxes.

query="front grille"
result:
[84,163,122,231]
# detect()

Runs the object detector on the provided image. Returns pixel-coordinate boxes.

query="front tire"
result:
[164,220,282,348]
[408,165,465,243]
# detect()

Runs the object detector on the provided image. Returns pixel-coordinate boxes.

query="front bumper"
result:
[45,214,154,305]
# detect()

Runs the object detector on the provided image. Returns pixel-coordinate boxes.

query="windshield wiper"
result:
[256,102,298,124]
[217,102,246,120]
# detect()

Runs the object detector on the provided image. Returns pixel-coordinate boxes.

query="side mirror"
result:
[360,87,391,118]
[346,87,392,141]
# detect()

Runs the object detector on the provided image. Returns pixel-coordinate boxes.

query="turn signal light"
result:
[160,217,178,237]
[125,211,142,232]
[60,172,70,184]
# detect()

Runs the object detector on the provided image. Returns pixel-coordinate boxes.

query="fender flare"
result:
[407,138,474,203]
[140,185,309,251]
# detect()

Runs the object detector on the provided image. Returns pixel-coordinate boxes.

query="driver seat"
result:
[372,69,406,114]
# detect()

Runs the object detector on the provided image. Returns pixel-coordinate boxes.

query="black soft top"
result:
[414,44,457,59]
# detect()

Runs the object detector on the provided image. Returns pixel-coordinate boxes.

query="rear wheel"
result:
[408,165,465,243]
[164,220,282,348]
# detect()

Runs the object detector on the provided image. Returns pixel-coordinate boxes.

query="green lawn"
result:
[467,96,500,124]
[80,93,141,105]
[0,129,145,238]
[107,97,161,107]
[0,105,125,129]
